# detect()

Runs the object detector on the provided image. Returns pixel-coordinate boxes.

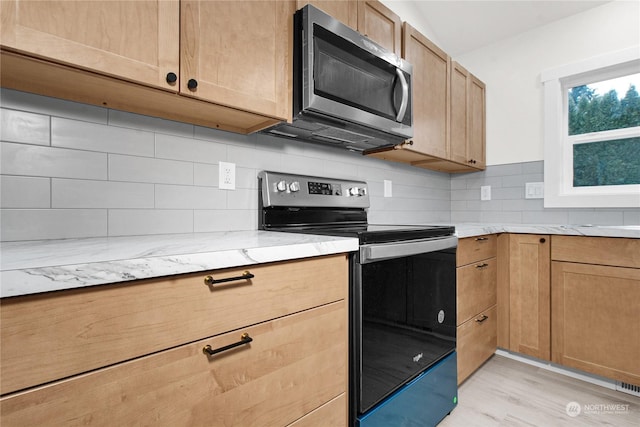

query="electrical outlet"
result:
[525,182,544,199]
[384,180,392,197]
[481,185,491,201]
[219,161,235,190]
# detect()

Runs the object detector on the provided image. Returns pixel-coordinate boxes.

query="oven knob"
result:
[289,181,300,192]
[276,180,287,192]
[349,187,366,196]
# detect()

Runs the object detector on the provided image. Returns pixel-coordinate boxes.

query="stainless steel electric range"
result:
[258,171,458,427]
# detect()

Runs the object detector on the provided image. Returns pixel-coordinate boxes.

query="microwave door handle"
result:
[395,68,409,122]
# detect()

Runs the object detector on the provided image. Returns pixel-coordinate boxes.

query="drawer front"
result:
[1,301,347,427]
[1,254,348,395]
[551,235,640,268]
[456,257,497,325]
[457,235,497,266]
[457,305,497,384]
[288,393,346,427]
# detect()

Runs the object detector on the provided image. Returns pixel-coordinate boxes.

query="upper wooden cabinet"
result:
[0,0,180,91]
[0,0,294,133]
[366,26,486,173]
[356,0,401,54]
[298,0,358,30]
[451,62,486,169]
[297,0,401,55]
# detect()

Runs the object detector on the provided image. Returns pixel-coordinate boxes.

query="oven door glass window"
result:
[356,249,456,413]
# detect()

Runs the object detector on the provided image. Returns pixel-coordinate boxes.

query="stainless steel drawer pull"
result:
[475,263,489,269]
[475,237,489,241]
[475,315,489,323]
[203,333,253,356]
[204,271,254,286]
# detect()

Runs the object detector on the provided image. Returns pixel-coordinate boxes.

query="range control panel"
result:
[258,171,369,209]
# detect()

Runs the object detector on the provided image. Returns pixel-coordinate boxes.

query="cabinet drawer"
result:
[456,257,496,325]
[0,301,347,427]
[1,254,348,395]
[552,235,640,268]
[457,305,497,384]
[457,235,497,266]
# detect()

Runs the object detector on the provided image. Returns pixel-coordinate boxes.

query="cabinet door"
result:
[297,0,357,29]
[181,0,294,122]
[508,234,550,360]
[402,22,450,160]
[449,62,469,165]
[357,0,401,54]
[468,74,486,169]
[552,262,640,385]
[457,305,497,384]
[0,302,347,427]
[0,0,179,91]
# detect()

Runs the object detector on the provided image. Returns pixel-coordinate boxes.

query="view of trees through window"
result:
[568,76,640,187]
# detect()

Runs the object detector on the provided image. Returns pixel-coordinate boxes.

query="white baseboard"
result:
[494,348,617,391]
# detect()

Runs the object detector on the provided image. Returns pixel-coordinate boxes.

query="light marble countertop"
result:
[1,224,638,298]
[0,231,359,298]
[454,223,640,239]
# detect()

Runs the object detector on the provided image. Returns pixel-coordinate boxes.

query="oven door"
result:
[352,236,457,415]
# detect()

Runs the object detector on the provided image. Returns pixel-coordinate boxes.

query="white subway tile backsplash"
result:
[108,210,193,236]
[194,163,218,187]
[0,209,107,241]
[567,210,624,226]
[194,210,255,232]
[52,179,154,208]
[227,188,258,210]
[155,185,226,209]
[0,176,50,208]
[155,133,226,163]
[52,117,155,157]
[227,144,283,171]
[196,125,257,148]
[1,142,107,180]
[109,154,192,185]
[1,109,50,146]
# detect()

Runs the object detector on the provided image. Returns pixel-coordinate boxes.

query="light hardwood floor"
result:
[439,355,640,426]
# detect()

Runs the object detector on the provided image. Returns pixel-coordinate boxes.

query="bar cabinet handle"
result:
[475,315,489,323]
[475,237,489,241]
[203,333,253,356]
[475,263,489,269]
[204,271,254,286]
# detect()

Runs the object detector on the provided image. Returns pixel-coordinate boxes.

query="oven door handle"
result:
[359,236,458,264]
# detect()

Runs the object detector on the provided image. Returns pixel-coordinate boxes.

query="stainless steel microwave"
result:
[263,4,413,152]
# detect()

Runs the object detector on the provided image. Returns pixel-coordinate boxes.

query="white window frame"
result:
[541,47,640,208]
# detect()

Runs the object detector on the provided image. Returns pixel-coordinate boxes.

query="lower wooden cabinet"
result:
[1,302,347,426]
[551,239,640,385]
[498,234,550,361]
[457,305,497,383]
[0,254,349,426]
[456,235,497,384]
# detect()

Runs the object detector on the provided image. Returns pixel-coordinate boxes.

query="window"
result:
[542,47,640,208]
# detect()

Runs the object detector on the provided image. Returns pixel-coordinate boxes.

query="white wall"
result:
[455,0,640,165]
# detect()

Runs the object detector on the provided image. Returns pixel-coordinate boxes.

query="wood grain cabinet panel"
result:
[181,0,294,120]
[551,262,640,385]
[1,255,347,395]
[297,0,358,29]
[457,305,497,384]
[0,302,347,427]
[455,235,497,384]
[506,234,550,361]
[357,0,401,54]
[0,0,180,90]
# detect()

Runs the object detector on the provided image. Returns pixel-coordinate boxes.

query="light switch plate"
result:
[384,180,392,197]
[481,185,491,201]
[525,182,544,199]
[219,161,235,190]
